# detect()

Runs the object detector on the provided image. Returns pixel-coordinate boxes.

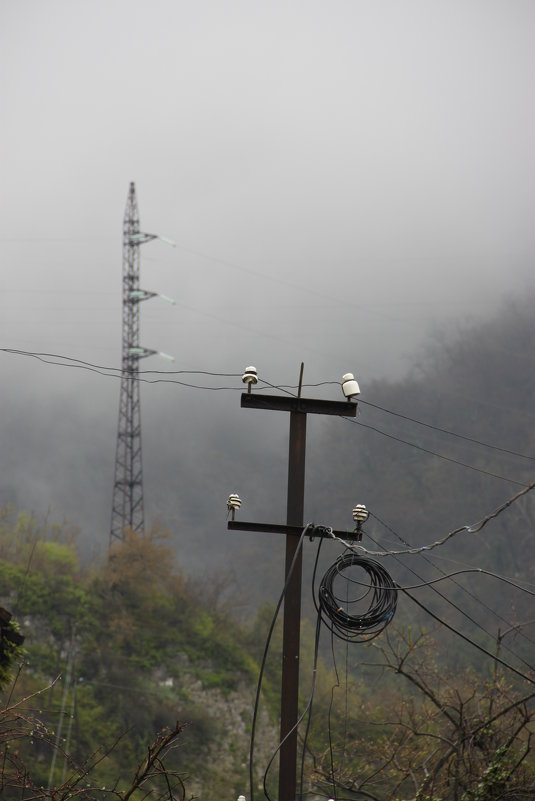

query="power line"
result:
[3,348,534,487]
[332,482,535,557]
[368,517,535,663]
[356,517,535,684]
[362,526,535,678]
[346,417,529,486]
[260,375,533,486]
[371,513,535,593]
[0,349,241,376]
[402,588,535,686]
[264,377,535,462]
[341,565,535,598]
[358,397,535,462]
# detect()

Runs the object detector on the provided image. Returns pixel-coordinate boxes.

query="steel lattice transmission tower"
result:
[110,182,174,547]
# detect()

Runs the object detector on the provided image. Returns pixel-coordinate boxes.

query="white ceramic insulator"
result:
[342,372,360,398]
[242,365,258,384]
[227,494,242,510]
[353,504,369,523]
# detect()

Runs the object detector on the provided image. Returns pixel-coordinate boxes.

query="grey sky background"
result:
[1,1,534,563]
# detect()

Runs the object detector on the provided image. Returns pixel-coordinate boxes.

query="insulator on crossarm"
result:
[352,504,369,531]
[242,365,258,393]
[227,493,242,521]
[342,372,361,399]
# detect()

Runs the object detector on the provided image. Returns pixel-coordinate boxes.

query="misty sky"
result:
[1,1,534,558]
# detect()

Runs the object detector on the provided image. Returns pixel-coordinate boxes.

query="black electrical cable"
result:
[260,375,531,488]
[250,376,535,465]
[318,554,398,643]
[358,397,535,462]
[402,588,535,686]
[366,519,535,675]
[5,348,535,473]
[340,565,535,596]
[5,347,535,485]
[345,416,528,487]
[335,481,535,557]
[0,350,245,390]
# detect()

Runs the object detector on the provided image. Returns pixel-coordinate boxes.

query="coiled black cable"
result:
[318,553,398,642]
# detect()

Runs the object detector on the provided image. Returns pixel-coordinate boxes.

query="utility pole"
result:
[228,365,359,801]
[110,182,174,547]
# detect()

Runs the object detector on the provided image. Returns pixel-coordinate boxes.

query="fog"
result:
[1,1,534,572]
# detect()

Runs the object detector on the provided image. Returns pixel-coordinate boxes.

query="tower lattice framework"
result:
[110,182,145,545]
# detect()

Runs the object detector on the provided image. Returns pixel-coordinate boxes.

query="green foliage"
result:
[0,516,256,794]
[0,617,24,689]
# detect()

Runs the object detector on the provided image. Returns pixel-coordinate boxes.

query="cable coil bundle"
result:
[318,553,398,642]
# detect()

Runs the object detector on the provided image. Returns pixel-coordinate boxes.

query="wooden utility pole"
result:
[228,367,357,801]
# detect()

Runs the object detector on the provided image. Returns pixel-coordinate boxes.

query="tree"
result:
[305,627,535,801]
[0,668,190,801]
[0,608,24,691]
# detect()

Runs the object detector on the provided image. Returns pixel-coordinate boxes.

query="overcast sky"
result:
[1,1,534,556]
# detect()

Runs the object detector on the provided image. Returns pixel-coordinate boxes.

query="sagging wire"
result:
[346,416,528,487]
[5,348,535,474]
[330,481,535,557]
[260,373,532,488]
[331,560,535,676]
[371,511,535,665]
[339,565,535,597]
[358,397,535,463]
[402,588,535,686]
[5,348,535,486]
[351,519,535,685]
[260,376,535,465]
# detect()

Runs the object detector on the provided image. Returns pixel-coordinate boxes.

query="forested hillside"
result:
[0,517,281,799]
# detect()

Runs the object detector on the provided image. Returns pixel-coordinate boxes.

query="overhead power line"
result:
[363,526,535,676]
[262,377,535,463]
[259,376,534,486]
[403,588,535,686]
[332,482,535,557]
[347,417,529,486]
[341,565,535,597]
[358,397,535,462]
[3,348,534,487]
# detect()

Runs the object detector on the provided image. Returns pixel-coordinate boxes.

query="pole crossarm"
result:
[241,392,357,416]
[227,520,362,541]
